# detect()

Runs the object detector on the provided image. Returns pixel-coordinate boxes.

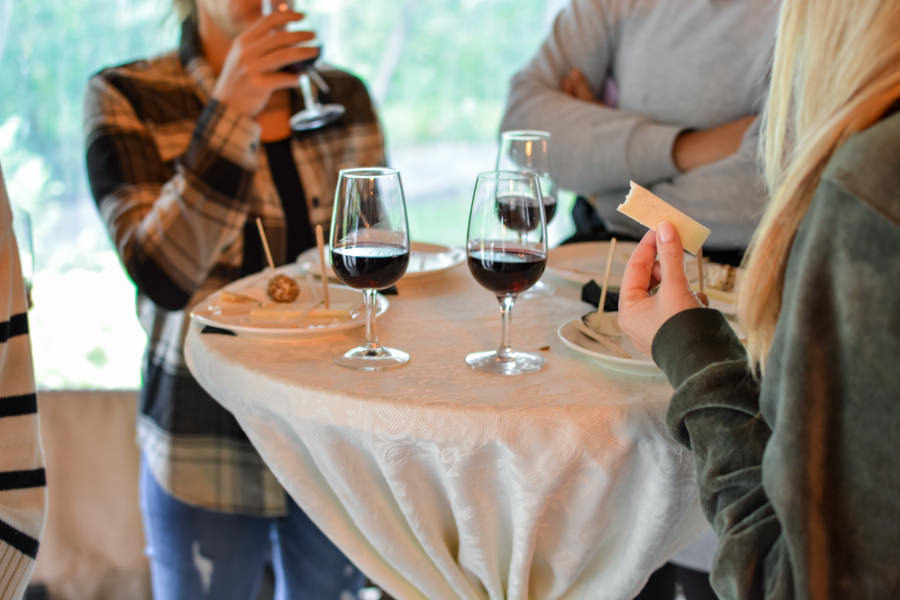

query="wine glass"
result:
[496,130,557,297]
[262,0,345,131]
[330,168,410,370]
[465,170,548,375]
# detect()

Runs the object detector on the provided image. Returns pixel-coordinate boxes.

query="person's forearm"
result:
[499,0,685,193]
[654,309,793,599]
[501,76,684,192]
[672,115,756,172]
[85,81,257,309]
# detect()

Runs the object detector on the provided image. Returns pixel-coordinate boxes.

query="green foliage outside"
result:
[0,0,571,389]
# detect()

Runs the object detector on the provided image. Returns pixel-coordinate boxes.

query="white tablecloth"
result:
[185,265,709,600]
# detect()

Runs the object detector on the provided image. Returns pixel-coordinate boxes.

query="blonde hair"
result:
[739,0,900,372]
[173,0,195,20]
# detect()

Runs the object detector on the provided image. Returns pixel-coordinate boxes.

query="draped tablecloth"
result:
[184,265,708,600]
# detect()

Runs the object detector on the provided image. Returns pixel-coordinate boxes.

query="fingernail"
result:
[657,221,675,243]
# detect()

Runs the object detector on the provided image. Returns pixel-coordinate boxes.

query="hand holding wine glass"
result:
[330,168,410,370]
[212,9,317,118]
[465,170,548,375]
[261,0,346,131]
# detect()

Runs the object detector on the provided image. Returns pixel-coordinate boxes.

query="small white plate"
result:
[547,241,639,287]
[557,315,664,378]
[190,263,387,339]
[297,241,465,280]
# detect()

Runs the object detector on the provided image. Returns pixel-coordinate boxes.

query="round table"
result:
[185,264,708,600]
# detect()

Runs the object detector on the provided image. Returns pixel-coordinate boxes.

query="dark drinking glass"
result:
[465,171,548,375]
[262,0,345,131]
[496,130,557,298]
[330,168,411,370]
[496,130,558,226]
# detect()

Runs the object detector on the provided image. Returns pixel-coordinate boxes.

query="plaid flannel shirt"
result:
[83,19,386,516]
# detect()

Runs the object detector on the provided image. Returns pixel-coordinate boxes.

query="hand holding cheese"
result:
[617,223,707,356]
[617,181,710,255]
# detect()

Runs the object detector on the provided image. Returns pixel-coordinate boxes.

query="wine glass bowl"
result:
[261,0,345,131]
[330,167,410,371]
[465,170,548,375]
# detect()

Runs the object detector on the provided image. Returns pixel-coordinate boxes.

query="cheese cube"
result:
[616,181,710,255]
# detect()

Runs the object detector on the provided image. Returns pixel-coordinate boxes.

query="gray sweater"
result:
[500,0,776,249]
[653,110,900,598]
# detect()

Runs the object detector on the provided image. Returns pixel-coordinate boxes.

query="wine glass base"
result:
[290,103,346,131]
[334,345,409,371]
[465,349,544,375]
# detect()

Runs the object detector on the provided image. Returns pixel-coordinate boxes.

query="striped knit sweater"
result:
[0,164,47,600]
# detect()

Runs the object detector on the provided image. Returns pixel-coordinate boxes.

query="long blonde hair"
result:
[739,0,900,372]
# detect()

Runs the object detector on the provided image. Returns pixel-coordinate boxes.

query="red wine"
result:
[468,248,546,295]
[495,193,542,233]
[331,244,409,289]
[280,46,321,74]
[542,194,557,223]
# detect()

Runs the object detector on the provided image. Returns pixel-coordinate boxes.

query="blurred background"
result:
[0,0,574,390]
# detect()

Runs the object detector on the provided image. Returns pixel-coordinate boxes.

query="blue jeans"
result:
[140,460,366,599]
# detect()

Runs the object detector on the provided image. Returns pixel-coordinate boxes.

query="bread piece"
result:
[219,290,258,304]
[616,181,710,255]
[249,302,310,323]
[306,304,353,320]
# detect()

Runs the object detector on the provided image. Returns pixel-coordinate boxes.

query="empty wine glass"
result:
[262,0,345,131]
[496,130,557,297]
[465,170,547,375]
[330,168,410,370]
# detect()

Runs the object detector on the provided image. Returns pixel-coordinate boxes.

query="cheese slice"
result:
[616,181,710,255]
[306,304,353,319]
[249,302,311,323]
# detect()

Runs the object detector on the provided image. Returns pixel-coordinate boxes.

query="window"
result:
[0,0,571,389]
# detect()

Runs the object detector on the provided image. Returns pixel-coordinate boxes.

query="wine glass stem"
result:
[298,72,318,110]
[364,288,380,352]
[496,294,516,360]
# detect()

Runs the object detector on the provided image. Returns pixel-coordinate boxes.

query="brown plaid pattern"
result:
[84,19,386,515]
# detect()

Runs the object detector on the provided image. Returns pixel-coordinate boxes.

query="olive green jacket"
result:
[652,111,900,599]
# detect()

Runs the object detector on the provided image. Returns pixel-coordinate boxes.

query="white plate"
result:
[547,241,639,287]
[549,241,739,313]
[297,241,465,280]
[557,315,664,377]
[190,263,387,339]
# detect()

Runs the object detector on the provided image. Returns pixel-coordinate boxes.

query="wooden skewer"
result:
[314,224,330,309]
[598,237,617,312]
[696,247,705,295]
[255,217,276,271]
